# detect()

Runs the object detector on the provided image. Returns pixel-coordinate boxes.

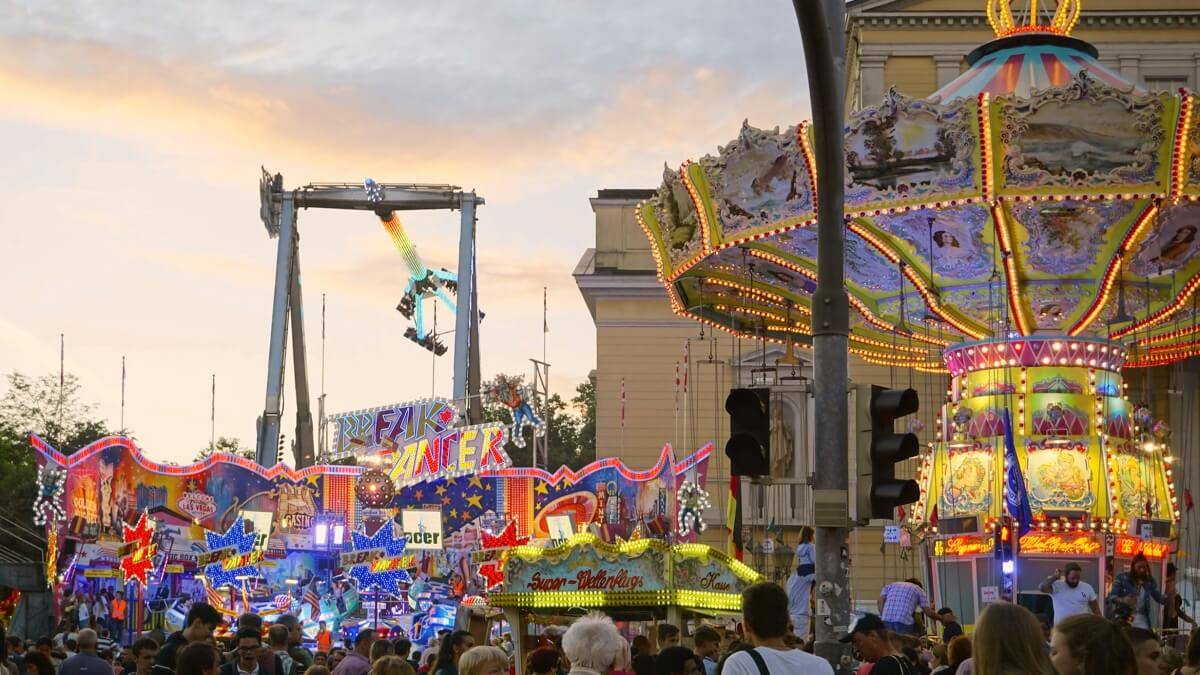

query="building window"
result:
[1144,76,1190,93]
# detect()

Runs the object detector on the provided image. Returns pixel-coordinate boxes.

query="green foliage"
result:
[481,377,597,472]
[0,372,112,562]
[195,436,255,462]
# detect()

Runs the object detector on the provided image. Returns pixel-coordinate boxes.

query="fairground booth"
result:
[635,0,1194,632]
[489,533,760,675]
[29,396,715,648]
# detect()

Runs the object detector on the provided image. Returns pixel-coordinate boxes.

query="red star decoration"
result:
[478,561,505,589]
[438,407,455,425]
[119,511,157,587]
[480,521,528,549]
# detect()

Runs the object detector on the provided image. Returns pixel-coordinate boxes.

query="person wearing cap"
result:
[842,615,915,675]
[878,579,943,636]
[720,582,832,675]
[936,608,963,643]
[1038,562,1100,625]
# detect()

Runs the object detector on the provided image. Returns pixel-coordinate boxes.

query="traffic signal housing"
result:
[994,518,1015,574]
[725,388,770,476]
[868,386,921,519]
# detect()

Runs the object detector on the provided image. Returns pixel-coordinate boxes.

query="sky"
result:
[0,1,811,464]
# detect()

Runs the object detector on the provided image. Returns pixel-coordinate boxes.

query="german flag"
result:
[727,475,743,561]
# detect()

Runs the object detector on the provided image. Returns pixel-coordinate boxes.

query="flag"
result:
[620,378,626,429]
[929,504,939,529]
[303,586,321,616]
[543,287,548,333]
[1185,488,1194,512]
[727,475,743,561]
[683,342,690,394]
[1002,408,1034,536]
[674,363,680,416]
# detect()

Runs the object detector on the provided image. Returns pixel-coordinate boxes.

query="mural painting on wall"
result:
[1027,441,1094,511]
[941,444,993,516]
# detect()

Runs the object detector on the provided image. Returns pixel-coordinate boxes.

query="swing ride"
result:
[638,0,1197,619]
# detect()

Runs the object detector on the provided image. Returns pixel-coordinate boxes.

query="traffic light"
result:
[994,518,1015,574]
[725,388,770,476]
[868,386,921,519]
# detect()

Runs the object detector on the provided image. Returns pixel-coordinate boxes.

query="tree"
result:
[480,376,592,472]
[195,436,255,462]
[0,372,113,563]
[572,380,596,460]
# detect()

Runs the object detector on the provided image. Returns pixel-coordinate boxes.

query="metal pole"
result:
[453,193,481,423]
[289,239,316,467]
[794,1,852,672]
[257,192,296,465]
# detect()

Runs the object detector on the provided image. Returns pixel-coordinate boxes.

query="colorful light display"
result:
[675,480,710,537]
[201,520,265,588]
[344,523,413,595]
[118,511,157,587]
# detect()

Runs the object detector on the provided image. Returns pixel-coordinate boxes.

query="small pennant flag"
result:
[620,378,626,429]
[1185,488,1194,512]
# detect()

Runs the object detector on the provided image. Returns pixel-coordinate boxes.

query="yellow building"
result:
[575,1,1200,618]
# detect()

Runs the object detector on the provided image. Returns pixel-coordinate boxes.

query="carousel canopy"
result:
[639,1,1200,372]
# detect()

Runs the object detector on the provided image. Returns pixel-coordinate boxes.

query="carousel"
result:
[638,0,1197,627]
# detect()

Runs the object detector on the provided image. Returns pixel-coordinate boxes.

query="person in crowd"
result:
[720,582,832,674]
[97,630,117,659]
[314,625,331,658]
[524,648,558,675]
[454,648,504,675]
[1165,564,1197,636]
[1175,627,1200,675]
[879,579,945,636]
[787,526,817,643]
[269,626,297,675]
[1127,627,1164,675]
[1110,553,1168,629]
[79,595,93,631]
[22,652,53,675]
[110,592,128,647]
[691,626,720,675]
[327,652,344,673]
[654,646,700,675]
[33,638,53,668]
[389,641,413,673]
[561,614,625,675]
[609,638,633,675]
[305,669,329,675]
[368,642,392,666]
[1050,613,1137,675]
[944,636,971,675]
[370,656,413,675]
[8,633,26,675]
[312,656,326,669]
[223,624,283,675]
[123,639,159,675]
[928,644,949,675]
[629,635,651,661]
[1040,562,1101,625]
[431,631,473,675]
[154,603,222,675]
[842,615,912,675]
[629,652,654,675]
[936,609,963,643]
[971,602,1056,675]
[274,617,313,673]
[60,629,112,675]
[176,644,221,675]
[331,631,374,675]
[656,625,680,651]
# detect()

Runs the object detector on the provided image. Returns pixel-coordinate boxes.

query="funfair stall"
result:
[490,533,760,675]
[633,0,1195,633]
[31,396,714,648]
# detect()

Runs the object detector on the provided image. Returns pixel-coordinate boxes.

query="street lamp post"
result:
[792,1,853,672]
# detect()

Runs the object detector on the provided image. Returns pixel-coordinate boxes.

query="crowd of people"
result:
[3,548,1195,675]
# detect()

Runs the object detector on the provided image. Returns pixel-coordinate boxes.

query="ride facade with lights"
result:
[637,0,1191,626]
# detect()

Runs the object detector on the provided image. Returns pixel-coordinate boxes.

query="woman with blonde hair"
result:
[456,647,507,675]
[1050,614,1136,675]
[370,656,414,675]
[971,602,1055,675]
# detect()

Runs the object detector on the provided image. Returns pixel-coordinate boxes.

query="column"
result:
[860,54,889,108]
[934,55,962,90]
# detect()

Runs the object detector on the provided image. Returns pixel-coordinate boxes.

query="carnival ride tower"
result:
[635,0,1197,607]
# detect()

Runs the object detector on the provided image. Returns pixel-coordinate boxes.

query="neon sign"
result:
[932,536,995,557]
[1018,533,1102,556]
[1115,536,1168,560]
[387,421,511,487]
[331,399,458,457]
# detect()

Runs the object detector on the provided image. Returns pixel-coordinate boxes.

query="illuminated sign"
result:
[1018,533,1102,556]
[119,511,157,587]
[1115,536,1169,560]
[932,536,995,557]
[178,491,216,521]
[387,421,511,487]
[331,399,458,456]
[401,509,443,550]
[345,523,413,594]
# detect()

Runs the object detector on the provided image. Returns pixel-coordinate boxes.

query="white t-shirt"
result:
[722,647,834,675]
[1049,579,1097,624]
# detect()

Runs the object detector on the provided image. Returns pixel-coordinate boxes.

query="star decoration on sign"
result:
[476,521,530,591]
[438,407,456,425]
[203,520,263,588]
[347,523,412,595]
[119,511,157,587]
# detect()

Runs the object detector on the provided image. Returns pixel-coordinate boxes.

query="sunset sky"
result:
[0,2,810,463]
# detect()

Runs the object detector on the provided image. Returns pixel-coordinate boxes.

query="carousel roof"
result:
[639,5,1200,372]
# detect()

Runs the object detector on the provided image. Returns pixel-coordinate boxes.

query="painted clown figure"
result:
[484,374,544,448]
